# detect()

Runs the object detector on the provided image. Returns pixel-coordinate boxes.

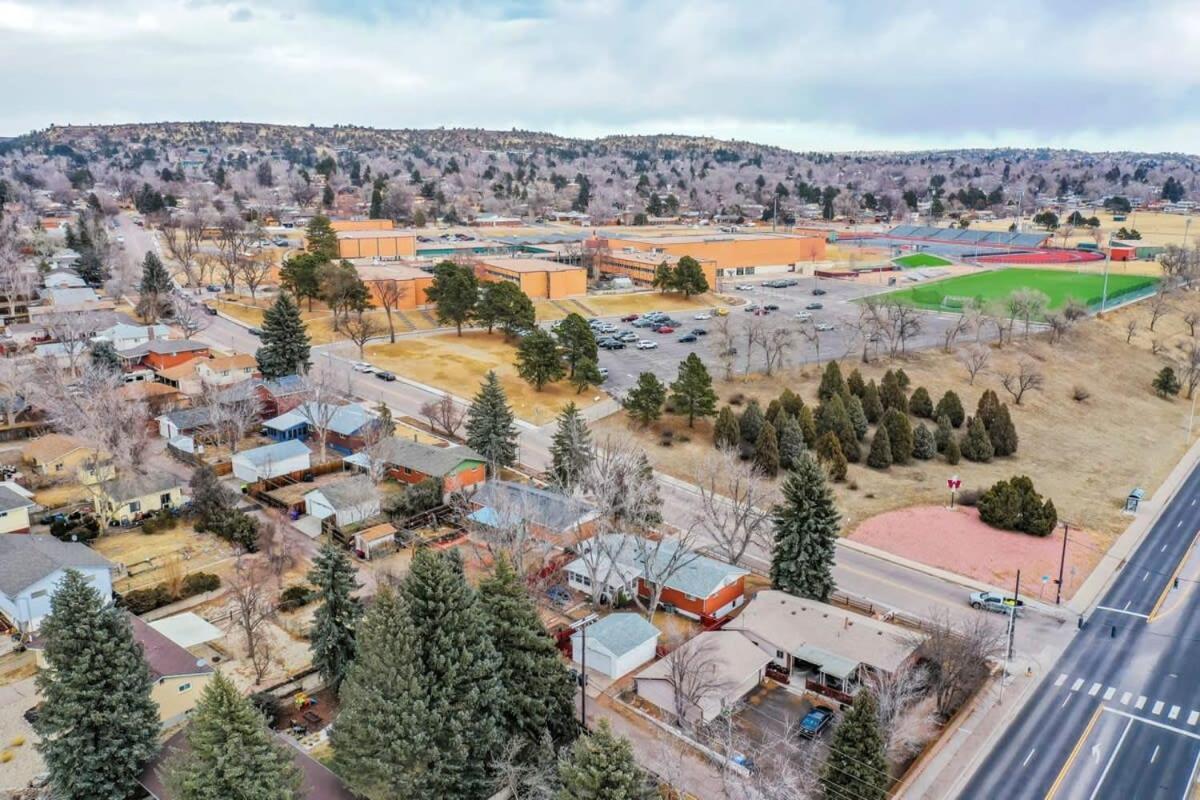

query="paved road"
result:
[961,463,1200,799]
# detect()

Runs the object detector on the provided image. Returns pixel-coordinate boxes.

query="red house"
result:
[349,437,487,494]
[120,339,211,371]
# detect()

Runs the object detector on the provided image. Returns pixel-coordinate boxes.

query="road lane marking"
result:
[1148,525,1200,622]
[1089,683,1102,696]
[1055,673,1067,687]
[1072,678,1085,691]
[1061,694,1073,709]
[1094,605,1150,618]
[1022,747,1037,767]
[1151,744,1160,763]
[1046,705,1104,800]
[1153,701,1165,715]
[1103,707,1200,740]
[1089,716,1134,800]
[1189,711,1199,725]
[1163,544,1168,552]
[1136,696,1148,709]
[1121,692,1132,705]
[1170,706,1181,720]
[1104,687,1116,700]
[1124,601,1131,610]
[1179,520,1183,527]
[1144,571,1151,581]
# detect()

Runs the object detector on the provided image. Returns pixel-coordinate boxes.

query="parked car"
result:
[655,326,675,334]
[599,339,626,350]
[805,302,823,310]
[691,328,708,336]
[621,314,639,322]
[248,327,263,337]
[636,340,658,350]
[203,305,218,316]
[632,318,655,328]
[715,307,730,316]
[23,705,41,724]
[694,312,712,320]
[744,304,760,313]
[815,322,834,332]
[273,237,289,247]
[206,284,222,292]
[799,706,834,738]
[794,311,812,321]
[598,367,609,380]
[969,591,1025,616]
[351,361,375,373]
[375,370,397,381]
[735,284,755,291]
[812,287,827,296]
[764,303,780,311]
[618,331,639,342]
[678,334,698,343]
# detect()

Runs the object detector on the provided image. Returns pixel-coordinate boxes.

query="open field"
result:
[893,252,953,268]
[971,211,1199,249]
[849,505,1104,601]
[213,296,424,343]
[365,330,606,425]
[595,288,1200,543]
[92,524,239,592]
[583,291,723,315]
[884,267,1156,312]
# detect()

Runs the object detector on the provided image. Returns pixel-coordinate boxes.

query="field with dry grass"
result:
[93,523,240,592]
[595,289,1200,545]
[366,330,606,424]
[971,211,1198,249]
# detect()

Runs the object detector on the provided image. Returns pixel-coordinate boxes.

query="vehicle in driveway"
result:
[805,302,824,310]
[655,326,675,334]
[352,361,375,373]
[636,340,657,350]
[799,706,834,738]
[678,334,698,343]
[794,311,812,321]
[812,287,827,295]
[815,322,834,332]
[375,370,396,381]
[621,314,639,322]
[691,328,707,336]
[694,312,711,320]
[248,327,263,337]
[969,591,1025,616]
[617,331,639,342]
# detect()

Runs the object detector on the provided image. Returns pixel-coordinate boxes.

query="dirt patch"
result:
[33,483,91,510]
[93,524,239,593]
[366,331,607,424]
[849,506,1103,601]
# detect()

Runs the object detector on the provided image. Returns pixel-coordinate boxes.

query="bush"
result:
[956,487,981,506]
[249,692,282,724]
[913,423,936,460]
[960,416,994,463]
[728,393,746,406]
[1072,385,1091,402]
[278,584,316,612]
[122,585,173,615]
[182,572,220,596]
[936,390,965,428]
[909,386,934,419]
[977,476,1057,536]
[944,436,961,465]
[140,509,177,535]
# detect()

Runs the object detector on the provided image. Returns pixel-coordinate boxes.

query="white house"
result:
[92,323,171,351]
[0,535,114,633]
[634,631,771,725]
[231,440,311,483]
[303,475,380,528]
[0,485,37,534]
[571,613,660,680]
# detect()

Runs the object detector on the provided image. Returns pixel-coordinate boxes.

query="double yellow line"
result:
[1147,527,1200,623]
[1045,705,1104,799]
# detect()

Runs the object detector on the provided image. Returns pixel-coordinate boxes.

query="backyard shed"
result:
[231,439,312,483]
[571,613,660,679]
[303,474,380,528]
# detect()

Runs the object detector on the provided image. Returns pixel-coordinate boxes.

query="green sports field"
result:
[892,252,953,268]
[884,268,1157,313]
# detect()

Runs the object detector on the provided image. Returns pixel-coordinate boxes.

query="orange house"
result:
[475,257,587,299]
[121,340,211,371]
[601,232,826,274]
[355,264,436,308]
[357,438,487,495]
[335,230,417,260]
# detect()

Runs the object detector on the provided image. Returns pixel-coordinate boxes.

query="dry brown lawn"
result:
[93,523,240,592]
[33,483,90,509]
[366,331,607,424]
[595,290,1200,546]
[972,211,1196,249]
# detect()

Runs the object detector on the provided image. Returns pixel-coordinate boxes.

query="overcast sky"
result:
[2,0,1199,153]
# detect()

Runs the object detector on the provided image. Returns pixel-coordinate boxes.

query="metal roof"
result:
[234,439,311,467]
[574,613,659,658]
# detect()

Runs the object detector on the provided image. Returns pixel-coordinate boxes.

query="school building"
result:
[355,264,435,308]
[599,232,826,276]
[475,257,587,299]
[329,219,395,233]
[594,249,719,289]
[335,230,418,260]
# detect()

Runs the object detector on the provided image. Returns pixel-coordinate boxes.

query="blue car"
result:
[800,706,834,738]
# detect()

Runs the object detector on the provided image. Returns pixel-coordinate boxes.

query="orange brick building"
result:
[355,264,435,308]
[595,249,719,289]
[336,230,418,260]
[600,232,826,276]
[475,257,587,299]
[330,219,396,233]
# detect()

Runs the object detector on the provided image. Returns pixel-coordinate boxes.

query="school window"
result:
[160,493,172,505]
[776,649,785,659]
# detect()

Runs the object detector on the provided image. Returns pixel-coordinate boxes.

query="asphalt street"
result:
[961,462,1200,799]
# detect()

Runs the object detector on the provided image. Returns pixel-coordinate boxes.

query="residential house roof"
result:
[154,358,205,382]
[22,433,88,463]
[468,480,596,533]
[116,382,180,400]
[0,485,36,513]
[128,614,214,681]
[567,534,749,600]
[308,474,378,511]
[199,353,257,373]
[99,472,185,504]
[354,522,397,545]
[370,438,484,477]
[0,535,113,596]
[158,406,212,432]
[235,439,311,467]
[148,612,223,650]
[120,339,209,359]
[44,287,100,305]
[264,402,377,437]
[575,613,659,658]
[726,590,921,677]
[634,631,771,722]
[255,375,307,397]
[94,323,171,343]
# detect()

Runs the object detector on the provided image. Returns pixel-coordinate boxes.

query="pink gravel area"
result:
[849,505,1105,601]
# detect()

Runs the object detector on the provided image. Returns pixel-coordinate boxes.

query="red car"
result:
[656,325,675,334]
[621,314,639,322]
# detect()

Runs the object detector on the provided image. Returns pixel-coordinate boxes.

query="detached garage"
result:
[231,440,311,484]
[571,613,660,680]
[634,631,771,726]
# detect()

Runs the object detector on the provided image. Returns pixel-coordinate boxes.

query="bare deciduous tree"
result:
[693,448,771,567]
[226,558,277,685]
[298,374,347,463]
[214,215,253,291]
[170,294,209,339]
[238,254,274,303]
[42,311,94,377]
[1184,311,1199,338]
[200,381,262,454]
[419,393,467,439]
[161,213,204,288]
[956,344,990,385]
[909,611,1005,718]
[941,313,970,353]
[1148,287,1172,332]
[372,279,409,344]
[342,309,382,359]
[1000,359,1045,405]
[661,635,734,733]
[1184,342,1200,400]
[1125,317,1138,344]
[863,663,937,762]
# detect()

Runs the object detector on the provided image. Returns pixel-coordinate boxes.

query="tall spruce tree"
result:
[881,407,914,465]
[713,405,741,450]
[862,379,884,423]
[426,260,479,336]
[934,414,954,453]
[960,415,995,462]
[401,549,505,799]
[847,368,867,398]
[332,589,431,799]
[555,313,597,377]
[818,360,847,402]
[466,371,518,471]
[880,369,908,413]
[550,402,593,490]
[798,404,818,448]
[669,353,717,427]
[137,250,172,320]
[739,399,765,443]
[847,395,869,441]
[988,403,1019,456]
[305,215,340,261]
[913,422,937,459]
[557,721,654,800]
[35,571,159,800]
[779,387,805,418]
[255,292,311,378]
[770,453,841,600]
[936,390,965,428]
[166,673,302,800]
[308,542,362,694]
[516,327,565,390]
[754,420,780,477]
[820,690,890,800]
[479,556,577,750]
[909,386,934,418]
[765,398,783,428]
[816,394,859,463]
[778,414,805,469]
[867,425,893,469]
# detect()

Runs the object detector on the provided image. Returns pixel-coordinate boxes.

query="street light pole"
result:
[1055,521,1069,605]
[1100,251,1111,314]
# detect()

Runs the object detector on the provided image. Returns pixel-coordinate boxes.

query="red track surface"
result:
[975,249,1104,264]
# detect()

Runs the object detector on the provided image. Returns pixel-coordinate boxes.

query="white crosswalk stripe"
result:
[1051,675,1191,725]
[1153,701,1165,715]
[1055,673,1067,687]
[1136,696,1148,710]
[1188,711,1199,726]
[1103,687,1116,700]
[1089,683,1102,696]
[1169,706,1181,720]
[1121,692,1132,706]
[1072,678,1085,691]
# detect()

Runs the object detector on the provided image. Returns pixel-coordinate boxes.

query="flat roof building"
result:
[476,257,587,299]
[354,263,436,308]
[595,248,718,290]
[601,232,826,275]
[335,229,418,260]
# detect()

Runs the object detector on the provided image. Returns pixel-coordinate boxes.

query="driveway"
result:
[734,683,816,744]
[0,676,44,792]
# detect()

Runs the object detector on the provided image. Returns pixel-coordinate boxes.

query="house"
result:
[726,590,924,702]
[196,354,258,387]
[0,485,37,533]
[231,439,312,483]
[466,480,598,545]
[351,522,398,560]
[157,406,213,439]
[148,612,224,651]
[94,473,187,524]
[634,631,772,725]
[43,269,86,288]
[22,433,102,478]
[139,727,357,800]
[344,437,486,493]
[92,323,172,351]
[571,613,660,679]
[262,402,381,454]
[119,339,210,370]
[304,474,380,528]
[254,375,307,417]
[155,357,206,396]
[0,535,114,632]
[564,534,749,620]
[128,615,214,727]
[116,381,183,415]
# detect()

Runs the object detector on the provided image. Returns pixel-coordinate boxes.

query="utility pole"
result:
[1000,569,1020,703]
[572,613,598,729]
[1100,251,1111,313]
[1055,522,1069,605]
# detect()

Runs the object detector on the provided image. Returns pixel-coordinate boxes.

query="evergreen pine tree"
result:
[765,398,783,428]
[624,372,667,426]
[35,571,159,800]
[1154,366,1182,398]
[820,691,890,800]
[713,405,741,450]
[479,556,577,750]
[557,721,654,800]
[739,399,765,443]
[936,389,965,428]
[867,425,892,469]
[754,421,780,477]
[798,405,817,448]
[189,465,233,532]
[166,673,302,800]
[909,386,934,418]
[779,387,805,418]
[332,589,431,799]
[882,407,914,465]
[880,369,908,413]
[778,414,806,470]
[308,542,362,694]
[255,292,311,378]
[896,367,911,390]
[816,395,859,463]
[960,415,994,462]
[818,360,847,402]
[402,550,504,798]
[516,328,565,390]
[815,431,848,481]
[934,414,953,453]
[305,215,340,261]
[944,434,961,465]
[466,371,518,470]
[847,368,867,398]
[847,395,869,441]
[913,423,936,460]
[136,250,172,320]
[90,340,121,372]
[989,403,1019,456]
[570,357,603,395]
[770,453,841,600]
[550,402,593,490]
[668,353,718,427]
[976,389,1003,430]
[862,379,884,424]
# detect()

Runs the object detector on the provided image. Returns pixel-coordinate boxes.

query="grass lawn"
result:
[893,252,953,268]
[365,331,606,424]
[34,483,91,509]
[884,268,1156,312]
[93,523,239,592]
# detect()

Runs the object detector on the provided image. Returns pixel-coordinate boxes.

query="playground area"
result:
[882,267,1157,313]
[849,505,1104,602]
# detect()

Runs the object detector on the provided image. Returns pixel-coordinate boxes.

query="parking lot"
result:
[595,276,966,397]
